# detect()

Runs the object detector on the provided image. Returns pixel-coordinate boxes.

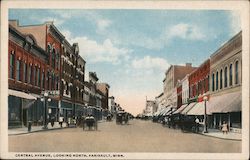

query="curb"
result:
[8,126,75,136]
[197,132,242,141]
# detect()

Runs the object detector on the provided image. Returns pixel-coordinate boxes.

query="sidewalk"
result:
[9,120,106,136]
[8,122,69,136]
[199,128,242,141]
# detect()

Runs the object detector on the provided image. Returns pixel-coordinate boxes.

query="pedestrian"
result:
[195,116,200,133]
[221,121,228,134]
[59,116,64,128]
[51,116,55,127]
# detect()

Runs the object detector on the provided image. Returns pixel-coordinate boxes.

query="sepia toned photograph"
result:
[0,0,249,159]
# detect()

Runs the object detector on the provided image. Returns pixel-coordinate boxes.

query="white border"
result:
[1,0,249,159]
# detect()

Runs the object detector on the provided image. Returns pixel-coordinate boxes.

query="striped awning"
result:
[208,91,241,113]
[173,104,188,114]
[180,102,196,115]
[186,101,212,115]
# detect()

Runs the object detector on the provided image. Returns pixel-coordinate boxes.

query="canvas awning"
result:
[180,102,196,115]
[173,104,188,114]
[8,89,37,100]
[161,106,172,116]
[186,101,212,115]
[208,91,241,113]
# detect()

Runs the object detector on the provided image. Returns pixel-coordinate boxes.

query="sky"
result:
[9,9,241,115]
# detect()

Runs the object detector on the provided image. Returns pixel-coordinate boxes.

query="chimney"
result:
[186,63,192,67]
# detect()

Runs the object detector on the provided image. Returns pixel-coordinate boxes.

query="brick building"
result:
[189,59,210,102]
[8,22,51,127]
[163,63,197,107]
[96,83,110,110]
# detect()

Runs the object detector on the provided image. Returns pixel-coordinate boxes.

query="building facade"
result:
[8,23,48,128]
[189,59,210,102]
[163,63,197,107]
[209,31,242,130]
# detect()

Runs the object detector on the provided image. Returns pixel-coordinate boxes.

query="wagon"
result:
[83,116,98,131]
[116,112,128,125]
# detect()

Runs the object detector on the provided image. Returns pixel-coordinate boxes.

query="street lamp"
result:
[41,92,51,129]
[203,95,208,133]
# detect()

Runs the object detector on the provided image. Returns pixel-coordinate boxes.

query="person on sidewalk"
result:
[221,121,228,134]
[195,116,200,133]
[59,116,64,128]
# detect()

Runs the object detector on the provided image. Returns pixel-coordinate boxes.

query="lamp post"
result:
[41,92,51,129]
[203,95,208,133]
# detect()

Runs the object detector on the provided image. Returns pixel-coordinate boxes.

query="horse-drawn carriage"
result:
[83,115,98,131]
[106,114,112,122]
[116,111,128,125]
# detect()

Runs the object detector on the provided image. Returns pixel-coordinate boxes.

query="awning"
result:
[180,102,196,115]
[165,108,177,116]
[173,104,188,114]
[8,89,37,100]
[208,91,241,113]
[186,101,212,115]
[160,106,172,116]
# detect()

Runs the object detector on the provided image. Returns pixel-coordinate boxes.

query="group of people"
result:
[194,117,229,134]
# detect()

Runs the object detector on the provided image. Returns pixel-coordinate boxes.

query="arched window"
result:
[224,67,228,88]
[229,64,233,86]
[47,44,51,53]
[30,65,33,85]
[9,51,15,79]
[216,71,218,90]
[220,69,223,89]
[235,61,239,84]
[212,73,215,91]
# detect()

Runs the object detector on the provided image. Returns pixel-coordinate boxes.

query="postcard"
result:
[0,0,249,159]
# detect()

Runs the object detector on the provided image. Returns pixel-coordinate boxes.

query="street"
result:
[9,119,241,153]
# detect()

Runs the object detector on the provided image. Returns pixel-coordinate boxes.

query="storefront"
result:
[8,89,37,128]
[208,91,241,131]
[61,100,73,122]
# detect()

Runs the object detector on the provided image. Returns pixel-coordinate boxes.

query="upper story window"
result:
[9,51,15,79]
[235,61,239,84]
[229,64,233,86]
[41,71,45,89]
[33,66,37,86]
[23,62,27,83]
[220,69,223,89]
[212,73,215,91]
[37,67,40,87]
[52,48,56,69]
[27,64,31,84]
[216,71,218,90]
[16,59,21,81]
[224,67,228,88]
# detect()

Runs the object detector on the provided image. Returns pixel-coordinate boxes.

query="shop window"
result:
[235,61,239,84]
[16,59,21,81]
[229,64,233,86]
[9,52,15,79]
[224,67,228,88]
